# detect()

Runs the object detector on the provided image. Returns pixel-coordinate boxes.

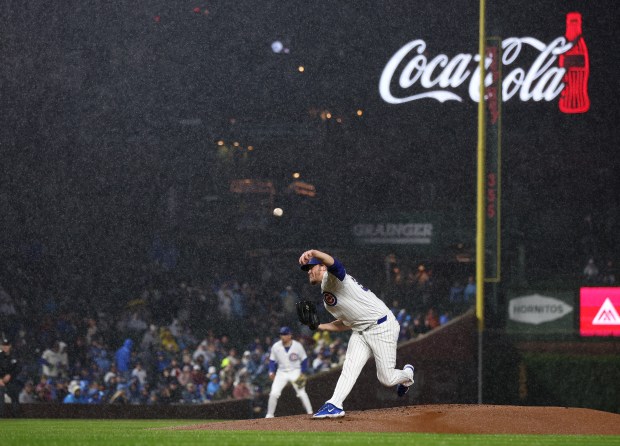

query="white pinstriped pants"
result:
[326,315,413,409]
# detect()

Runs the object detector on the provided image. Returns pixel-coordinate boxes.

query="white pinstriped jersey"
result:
[321,259,391,331]
[269,339,307,372]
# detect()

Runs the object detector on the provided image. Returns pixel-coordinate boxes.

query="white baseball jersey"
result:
[269,339,307,372]
[318,258,414,410]
[320,260,391,331]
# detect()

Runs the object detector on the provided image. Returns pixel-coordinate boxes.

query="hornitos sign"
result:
[509,294,573,325]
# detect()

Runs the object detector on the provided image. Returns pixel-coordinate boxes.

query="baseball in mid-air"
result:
[273,207,284,217]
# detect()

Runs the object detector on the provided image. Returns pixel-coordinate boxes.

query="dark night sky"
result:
[1,0,619,286]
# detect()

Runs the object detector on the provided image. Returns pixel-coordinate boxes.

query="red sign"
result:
[580,287,620,336]
[559,12,590,114]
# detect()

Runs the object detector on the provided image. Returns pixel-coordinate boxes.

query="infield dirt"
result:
[174,404,620,435]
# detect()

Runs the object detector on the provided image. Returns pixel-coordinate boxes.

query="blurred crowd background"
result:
[1,252,476,410]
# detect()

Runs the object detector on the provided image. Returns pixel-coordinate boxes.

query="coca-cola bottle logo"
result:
[558,12,590,113]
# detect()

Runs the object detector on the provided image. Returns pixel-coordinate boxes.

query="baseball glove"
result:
[294,373,307,388]
[296,300,320,330]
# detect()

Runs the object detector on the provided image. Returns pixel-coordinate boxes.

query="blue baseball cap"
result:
[279,326,292,335]
[300,257,323,271]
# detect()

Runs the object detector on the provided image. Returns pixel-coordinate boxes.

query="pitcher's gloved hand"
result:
[296,300,320,330]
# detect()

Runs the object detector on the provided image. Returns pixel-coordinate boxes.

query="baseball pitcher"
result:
[297,249,414,418]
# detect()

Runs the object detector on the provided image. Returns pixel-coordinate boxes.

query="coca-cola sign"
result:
[380,37,573,104]
[379,13,590,113]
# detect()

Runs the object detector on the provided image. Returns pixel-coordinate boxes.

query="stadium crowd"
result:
[1,253,464,411]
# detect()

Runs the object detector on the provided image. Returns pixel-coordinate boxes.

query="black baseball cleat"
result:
[397,364,415,397]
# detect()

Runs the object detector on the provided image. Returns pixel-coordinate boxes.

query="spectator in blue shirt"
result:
[63,383,88,404]
[115,339,133,379]
[463,276,476,303]
[206,374,221,400]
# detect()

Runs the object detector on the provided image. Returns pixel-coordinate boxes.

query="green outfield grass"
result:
[0,419,618,446]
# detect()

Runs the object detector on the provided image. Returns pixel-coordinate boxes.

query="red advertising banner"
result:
[579,287,620,336]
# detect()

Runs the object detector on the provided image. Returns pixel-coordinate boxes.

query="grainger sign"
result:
[352,222,433,245]
[379,12,590,114]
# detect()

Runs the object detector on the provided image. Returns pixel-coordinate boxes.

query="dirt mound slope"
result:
[174,404,620,435]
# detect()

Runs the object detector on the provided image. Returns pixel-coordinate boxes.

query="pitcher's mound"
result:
[176,404,620,435]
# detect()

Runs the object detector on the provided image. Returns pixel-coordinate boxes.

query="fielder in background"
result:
[298,249,414,419]
[265,326,313,418]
